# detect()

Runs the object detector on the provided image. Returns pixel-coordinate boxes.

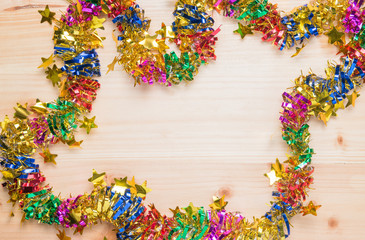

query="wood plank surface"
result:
[1,0,365,239]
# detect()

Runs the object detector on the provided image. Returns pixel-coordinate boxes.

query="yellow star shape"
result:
[156,23,175,39]
[135,180,152,199]
[38,5,55,25]
[91,16,105,29]
[56,229,71,240]
[88,169,106,187]
[170,206,181,216]
[39,148,57,164]
[184,202,199,217]
[209,195,228,210]
[233,22,253,39]
[38,54,55,69]
[106,57,119,74]
[1,170,14,179]
[63,137,83,148]
[325,27,344,44]
[45,65,62,87]
[127,176,138,194]
[113,177,131,194]
[80,116,98,134]
[139,32,159,49]
[264,169,281,185]
[13,102,30,120]
[301,201,321,216]
[271,158,285,178]
[291,44,306,58]
[346,91,360,107]
[0,115,10,131]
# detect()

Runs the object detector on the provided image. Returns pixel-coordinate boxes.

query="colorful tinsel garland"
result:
[1,0,365,239]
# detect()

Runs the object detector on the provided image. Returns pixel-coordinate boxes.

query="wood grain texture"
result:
[1,0,365,239]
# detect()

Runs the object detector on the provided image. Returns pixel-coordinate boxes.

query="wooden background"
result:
[1,0,365,239]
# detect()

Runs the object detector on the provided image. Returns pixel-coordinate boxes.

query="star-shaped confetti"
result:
[170,206,181,216]
[62,136,83,148]
[264,158,285,185]
[156,39,170,53]
[1,170,14,179]
[88,169,106,187]
[156,23,175,39]
[38,5,55,25]
[91,16,105,29]
[135,180,152,199]
[139,32,159,49]
[56,229,71,240]
[39,148,57,164]
[301,201,321,216]
[264,169,281,185]
[113,177,131,194]
[346,91,360,107]
[80,116,98,134]
[106,57,119,74]
[234,22,253,39]
[184,202,199,217]
[326,27,344,44]
[209,195,228,210]
[271,158,285,178]
[318,112,327,125]
[0,115,10,131]
[291,44,306,58]
[13,103,30,120]
[38,54,55,69]
[45,65,62,87]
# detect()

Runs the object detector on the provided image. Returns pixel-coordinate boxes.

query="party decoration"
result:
[1,0,365,239]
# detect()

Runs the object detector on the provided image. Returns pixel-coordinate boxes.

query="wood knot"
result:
[218,186,233,198]
[337,135,344,146]
[328,217,338,229]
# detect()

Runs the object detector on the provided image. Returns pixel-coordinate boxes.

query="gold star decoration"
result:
[170,206,181,216]
[264,170,281,185]
[56,229,71,240]
[113,177,130,194]
[38,5,55,25]
[234,22,253,39]
[334,100,345,110]
[1,170,14,179]
[112,31,119,45]
[113,176,151,198]
[271,158,285,178]
[30,99,49,115]
[139,32,159,49]
[106,57,119,74]
[135,180,152,199]
[0,115,10,131]
[62,136,83,148]
[209,195,228,210]
[346,91,360,107]
[291,44,306,58]
[156,23,175,39]
[326,27,344,45]
[301,201,321,216]
[91,16,105,29]
[88,169,106,187]
[127,176,137,194]
[45,65,62,87]
[13,103,30,120]
[264,158,285,185]
[38,54,55,69]
[39,148,57,164]
[80,116,98,134]
[184,202,199,217]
